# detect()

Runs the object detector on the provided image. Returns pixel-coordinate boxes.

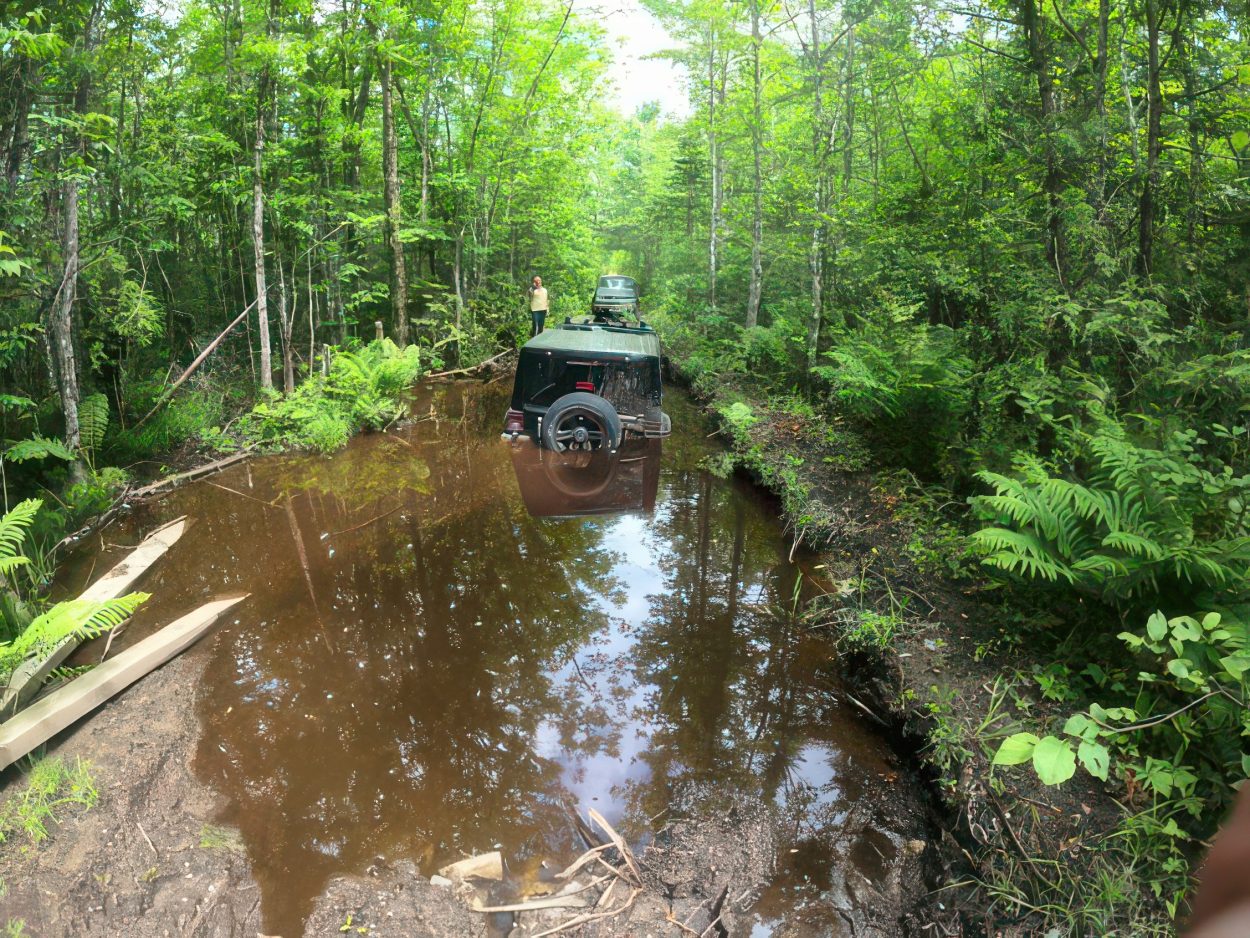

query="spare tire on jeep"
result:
[540,392,623,453]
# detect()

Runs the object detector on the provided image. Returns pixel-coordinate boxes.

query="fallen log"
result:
[0,594,247,771]
[133,300,257,430]
[130,449,255,501]
[0,516,190,718]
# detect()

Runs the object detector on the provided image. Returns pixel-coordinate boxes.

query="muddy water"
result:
[66,383,927,935]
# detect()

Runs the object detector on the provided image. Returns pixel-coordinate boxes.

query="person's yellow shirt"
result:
[530,286,548,311]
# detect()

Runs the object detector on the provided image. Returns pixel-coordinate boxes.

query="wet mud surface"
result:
[1,383,937,936]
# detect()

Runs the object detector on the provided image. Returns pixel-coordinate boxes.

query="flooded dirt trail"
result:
[37,381,934,936]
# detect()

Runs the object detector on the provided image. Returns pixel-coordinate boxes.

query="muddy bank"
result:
[2,380,945,937]
[676,367,1140,933]
[0,651,265,936]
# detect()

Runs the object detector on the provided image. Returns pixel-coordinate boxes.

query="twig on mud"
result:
[137,821,157,858]
[843,691,889,727]
[528,887,642,938]
[475,874,612,912]
[664,910,702,936]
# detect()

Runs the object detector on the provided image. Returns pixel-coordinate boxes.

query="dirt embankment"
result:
[677,367,1135,934]
[0,651,263,936]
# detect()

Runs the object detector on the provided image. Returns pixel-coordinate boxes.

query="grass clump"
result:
[0,757,98,846]
[198,823,244,852]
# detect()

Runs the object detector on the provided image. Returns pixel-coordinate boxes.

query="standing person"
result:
[528,275,548,337]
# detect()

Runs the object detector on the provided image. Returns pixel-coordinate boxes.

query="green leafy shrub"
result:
[811,315,972,476]
[970,419,1250,606]
[236,339,427,454]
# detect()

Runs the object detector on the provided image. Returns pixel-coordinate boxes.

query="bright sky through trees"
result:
[575,0,690,117]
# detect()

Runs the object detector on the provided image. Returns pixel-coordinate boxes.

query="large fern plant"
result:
[0,499,147,684]
[971,422,1250,608]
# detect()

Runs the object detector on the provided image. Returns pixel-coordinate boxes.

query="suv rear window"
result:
[597,276,636,292]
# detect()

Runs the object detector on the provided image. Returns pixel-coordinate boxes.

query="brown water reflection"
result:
[69,383,918,935]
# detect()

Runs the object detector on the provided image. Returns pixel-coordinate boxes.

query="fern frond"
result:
[0,498,40,562]
[0,592,149,674]
[1101,531,1167,561]
[0,555,30,577]
[5,436,75,463]
[77,392,110,455]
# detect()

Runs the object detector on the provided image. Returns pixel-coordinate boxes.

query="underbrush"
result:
[655,289,1250,934]
[225,339,434,454]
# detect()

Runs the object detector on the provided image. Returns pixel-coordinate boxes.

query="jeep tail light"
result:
[504,409,524,434]
[575,381,595,392]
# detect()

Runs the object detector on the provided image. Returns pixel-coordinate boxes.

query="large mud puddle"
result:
[62,383,931,935]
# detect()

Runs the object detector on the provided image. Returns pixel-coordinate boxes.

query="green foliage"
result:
[0,593,149,681]
[0,498,39,578]
[970,417,1250,606]
[811,317,972,476]
[237,340,427,454]
[0,757,98,846]
[4,437,75,464]
[109,381,231,463]
[0,500,147,683]
[76,393,109,467]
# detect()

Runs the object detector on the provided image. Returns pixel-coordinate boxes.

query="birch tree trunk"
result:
[805,0,824,375]
[746,0,764,330]
[51,176,83,456]
[252,105,272,390]
[707,33,721,310]
[381,56,408,345]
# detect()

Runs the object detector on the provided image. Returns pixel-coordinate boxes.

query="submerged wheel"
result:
[541,392,622,453]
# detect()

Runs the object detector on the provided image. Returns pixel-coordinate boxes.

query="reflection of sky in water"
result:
[538,513,664,819]
[535,488,784,827]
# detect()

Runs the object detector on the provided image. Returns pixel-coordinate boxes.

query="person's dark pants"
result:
[531,309,547,336]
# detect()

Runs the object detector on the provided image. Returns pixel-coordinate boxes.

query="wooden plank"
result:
[0,594,247,771]
[0,517,189,718]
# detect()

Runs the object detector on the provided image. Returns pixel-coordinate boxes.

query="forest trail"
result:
[1,381,943,937]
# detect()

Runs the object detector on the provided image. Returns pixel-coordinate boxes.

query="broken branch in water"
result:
[425,348,514,379]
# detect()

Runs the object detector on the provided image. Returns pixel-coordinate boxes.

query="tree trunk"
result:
[1093,0,1110,223]
[51,176,83,458]
[381,57,408,345]
[746,0,764,330]
[49,8,99,474]
[252,104,272,390]
[1135,0,1163,277]
[1022,0,1068,289]
[3,56,35,204]
[707,33,721,310]
[805,0,824,375]
[277,252,295,393]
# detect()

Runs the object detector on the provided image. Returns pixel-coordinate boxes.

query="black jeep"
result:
[591,275,639,322]
[502,319,671,453]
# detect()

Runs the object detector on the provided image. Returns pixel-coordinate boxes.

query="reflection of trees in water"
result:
[623,468,846,827]
[194,388,625,930]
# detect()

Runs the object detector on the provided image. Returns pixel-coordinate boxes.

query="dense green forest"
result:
[2,0,1248,932]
